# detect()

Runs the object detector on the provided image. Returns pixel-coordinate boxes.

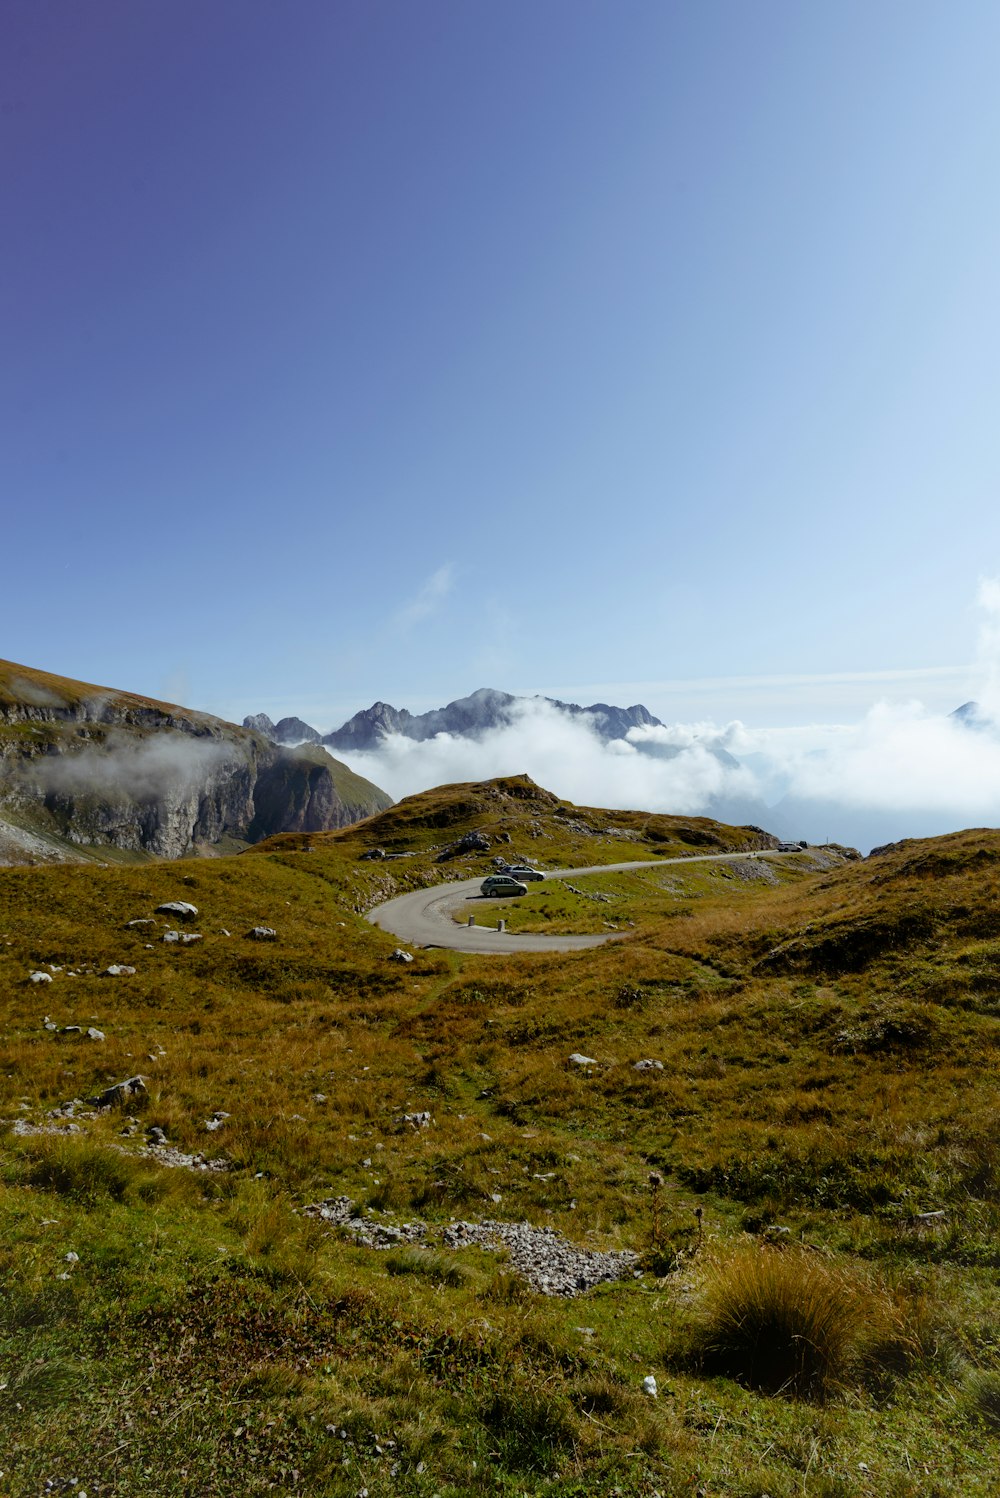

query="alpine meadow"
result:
[3,664,1000,1494]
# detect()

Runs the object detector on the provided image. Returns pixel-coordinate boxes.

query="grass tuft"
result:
[14,1136,193,1206]
[689,1244,876,1400]
[966,1369,1000,1431]
[383,1245,471,1286]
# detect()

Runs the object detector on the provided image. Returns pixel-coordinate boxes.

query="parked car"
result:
[480,874,528,897]
[506,865,544,881]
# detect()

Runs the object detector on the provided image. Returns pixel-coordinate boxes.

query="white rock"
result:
[632,1058,664,1072]
[568,1052,597,1067]
[29,971,53,984]
[642,1375,658,1398]
[155,901,198,918]
[103,964,136,977]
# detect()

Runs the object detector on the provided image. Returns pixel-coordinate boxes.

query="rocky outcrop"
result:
[243,712,276,735]
[0,659,392,864]
[243,713,320,745]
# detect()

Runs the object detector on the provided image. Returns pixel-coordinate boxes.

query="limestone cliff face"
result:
[0,660,392,863]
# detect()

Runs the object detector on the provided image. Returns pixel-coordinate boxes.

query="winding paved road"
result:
[367,850,802,954]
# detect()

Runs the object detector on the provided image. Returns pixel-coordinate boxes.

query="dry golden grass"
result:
[3,806,1000,1492]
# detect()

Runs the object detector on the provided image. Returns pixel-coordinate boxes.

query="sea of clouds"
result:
[326,582,1000,854]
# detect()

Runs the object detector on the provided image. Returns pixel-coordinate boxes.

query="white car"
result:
[507,865,544,881]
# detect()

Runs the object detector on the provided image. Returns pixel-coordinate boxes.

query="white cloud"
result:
[390,564,456,631]
[331,697,760,816]
[975,574,1000,721]
[312,580,1000,852]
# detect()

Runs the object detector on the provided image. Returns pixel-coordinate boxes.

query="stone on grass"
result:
[103,964,136,976]
[402,1111,432,1130]
[86,1028,105,1042]
[162,931,203,945]
[155,901,198,919]
[568,1052,597,1067]
[642,1375,658,1398]
[246,926,277,941]
[126,919,156,929]
[29,971,53,984]
[632,1058,664,1072]
[86,1074,148,1109]
[389,948,414,963]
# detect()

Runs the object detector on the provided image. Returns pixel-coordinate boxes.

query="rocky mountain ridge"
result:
[246,686,665,749]
[0,660,392,865]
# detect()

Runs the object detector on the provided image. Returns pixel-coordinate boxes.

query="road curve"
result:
[366,850,801,955]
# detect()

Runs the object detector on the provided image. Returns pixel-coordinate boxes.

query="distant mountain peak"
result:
[245,688,667,752]
[320,689,664,750]
[950,700,995,732]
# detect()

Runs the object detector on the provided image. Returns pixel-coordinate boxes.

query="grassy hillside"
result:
[1,787,998,1495]
[0,657,208,721]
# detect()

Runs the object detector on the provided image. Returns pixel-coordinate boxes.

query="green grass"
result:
[2,808,1000,1492]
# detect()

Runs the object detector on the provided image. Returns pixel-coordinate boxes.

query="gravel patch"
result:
[301,1195,638,1296]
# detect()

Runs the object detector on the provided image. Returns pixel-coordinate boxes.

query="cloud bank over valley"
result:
[328,695,1000,853]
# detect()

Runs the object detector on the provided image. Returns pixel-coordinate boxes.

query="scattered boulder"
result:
[204,1111,230,1132]
[457,829,490,852]
[360,847,386,861]
[155,901,198,919]
[246,926,277,941]
[147,1126,168,1145]
[126,919,156,929]
[568,1053,597,1067]
[401,1111,432,1130]
[436,828,492,862]
[86,1075,147,1109]
[389,948,414,963]
[642,1375,658,1398]
[162,931,202,945]
[102,964,136,977]
[632,1058,664,1072]
[29,971,53,984]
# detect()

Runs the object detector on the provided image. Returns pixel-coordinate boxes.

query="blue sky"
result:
[5,0,1000,732]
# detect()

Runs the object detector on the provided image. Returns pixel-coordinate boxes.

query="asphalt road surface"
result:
[366,850,802,955]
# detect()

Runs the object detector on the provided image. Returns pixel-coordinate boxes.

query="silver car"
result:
[507,865,544,881]
[480,874,528,897]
